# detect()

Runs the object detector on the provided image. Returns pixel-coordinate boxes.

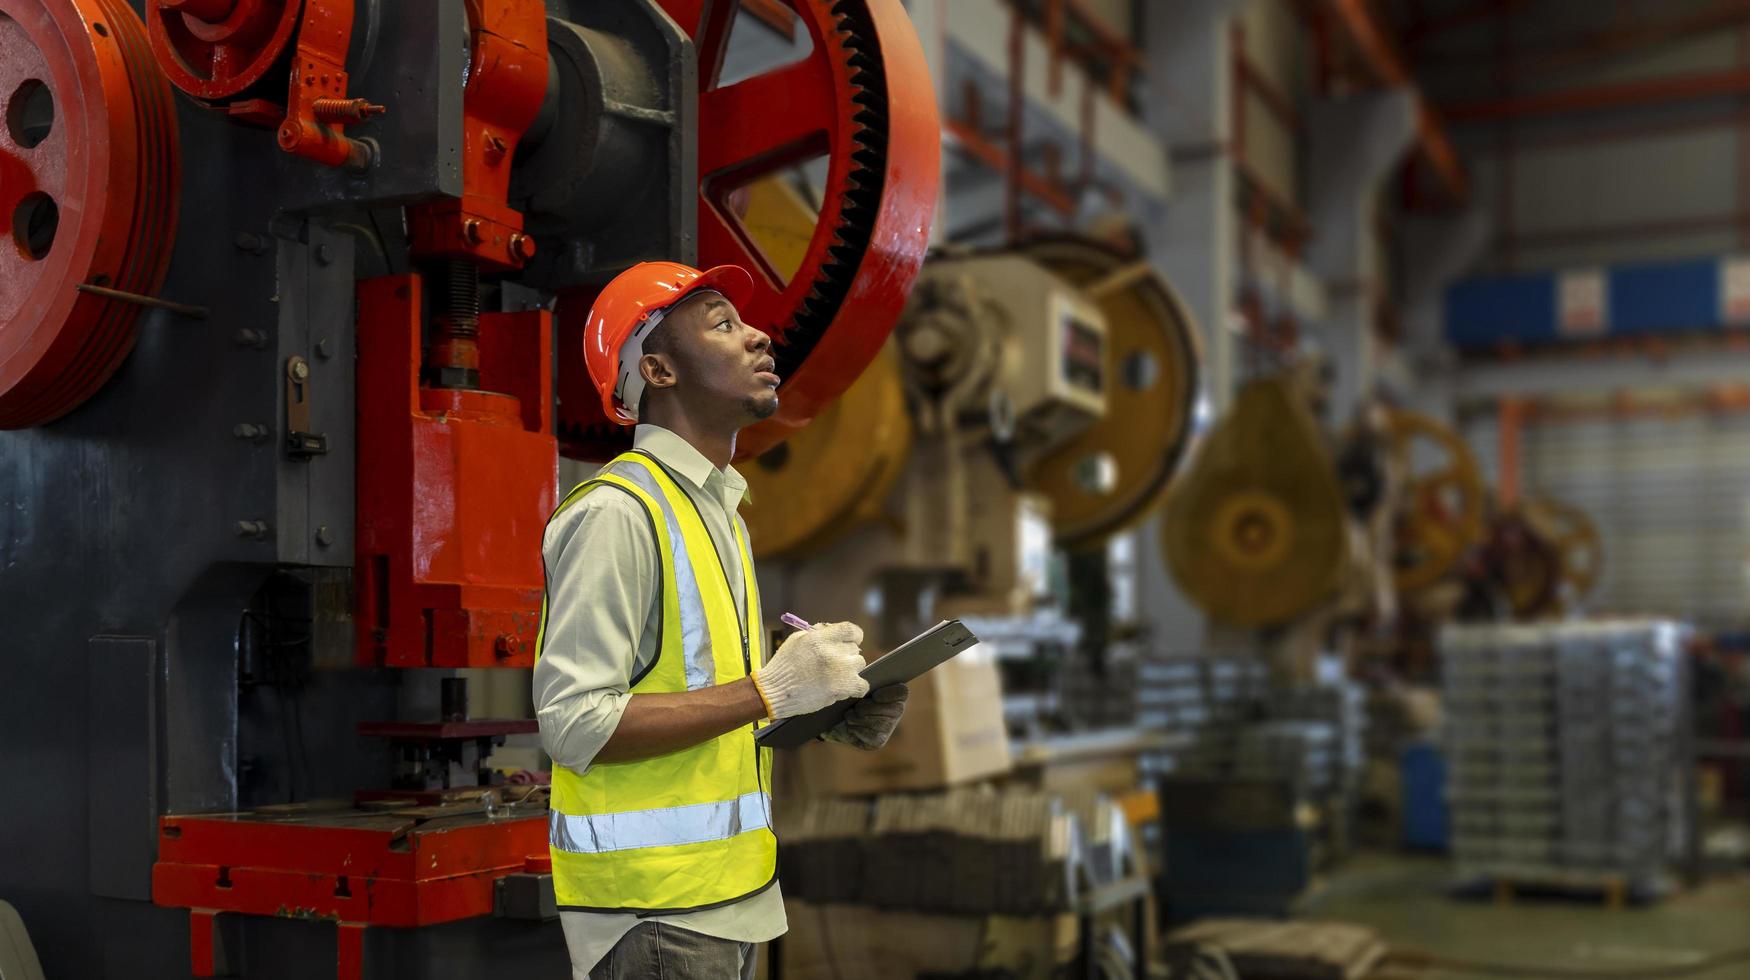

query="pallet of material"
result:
[1468,868,1655,909]
[1165,919,1387,980]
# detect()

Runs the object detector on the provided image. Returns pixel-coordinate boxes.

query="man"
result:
[533,260,909,979]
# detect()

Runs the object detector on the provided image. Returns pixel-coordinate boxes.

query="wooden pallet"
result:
[1487,872,1630,910]
[1165,919,1388,980]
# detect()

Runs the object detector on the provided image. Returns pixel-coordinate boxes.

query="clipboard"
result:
[753,619,981,749]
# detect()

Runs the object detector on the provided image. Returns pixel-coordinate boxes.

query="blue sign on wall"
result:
[1446,256,1743,350]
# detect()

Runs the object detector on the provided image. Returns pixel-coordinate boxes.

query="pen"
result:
[780,612,814,632]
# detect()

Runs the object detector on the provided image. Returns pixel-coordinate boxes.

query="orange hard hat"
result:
[583,261,757,424]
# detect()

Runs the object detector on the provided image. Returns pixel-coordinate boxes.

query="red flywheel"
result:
[145,0,302,101]
[0,0,181,428]
[655,0,940,458]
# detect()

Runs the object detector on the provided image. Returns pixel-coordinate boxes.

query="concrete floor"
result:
[1299,853,1750,980]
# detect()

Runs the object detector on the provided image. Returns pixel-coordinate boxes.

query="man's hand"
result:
[751,622,870,719]
[823,683,908,750]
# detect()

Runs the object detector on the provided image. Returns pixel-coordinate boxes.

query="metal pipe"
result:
[1330,0,1469,202]
[75,282,209,319]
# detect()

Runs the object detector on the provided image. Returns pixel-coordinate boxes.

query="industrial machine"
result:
[1162,372,1352,633]
[1160,374,1440,681]
[1461,494,1604,621]
[742,236,1201,705]
[1388,408,1487,599]
[0,1,938,976]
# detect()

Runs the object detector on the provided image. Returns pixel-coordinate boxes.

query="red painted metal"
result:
[1236,46,1304,134]
[1446,67,1750,122]
[742,0,797,38]
[0,0,181,429]
[407,0,547,270]
[337,922,365,980]
[154,807,549,979]
[942,119,1077,215]
[649,0,941,460]
[146,0,302,100]
[274,0,377,168]
[189,909,218,976]
[1330,0,1468,204]
[1497,396,1522,510]
[354,275,557,669]
[148,0,381,168]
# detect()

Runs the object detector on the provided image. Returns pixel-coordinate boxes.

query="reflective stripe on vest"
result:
[549,790,772,854]
[609,457,714,690]
[536,451,775,914]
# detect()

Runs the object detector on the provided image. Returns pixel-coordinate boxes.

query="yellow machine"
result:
[1389,409,1487,596]
[741,232,1201,643]
[1161,374,1351,629]
[1526,494,1604,607]
[1159,386,1503,677]
[1489,494,1604,619]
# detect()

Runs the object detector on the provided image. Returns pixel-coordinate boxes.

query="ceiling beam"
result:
[1444,67,1750,122]
[1404,0,1532,47]
[1329,0,1470,203]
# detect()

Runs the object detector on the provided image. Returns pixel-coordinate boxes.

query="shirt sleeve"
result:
[532,487,658,773]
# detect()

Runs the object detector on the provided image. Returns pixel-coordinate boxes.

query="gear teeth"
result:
[770,0,893,383]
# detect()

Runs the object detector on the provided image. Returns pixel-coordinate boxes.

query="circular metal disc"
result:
[0,0,180,428]
[1162,376,1349,627]
[1389,409,1485,594]
[739,341,911,559]
[1020,236,1201,547]
[1523,494,1603,603]
[145,0,301,101]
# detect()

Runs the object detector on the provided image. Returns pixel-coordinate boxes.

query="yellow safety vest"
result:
[536,450,775,913]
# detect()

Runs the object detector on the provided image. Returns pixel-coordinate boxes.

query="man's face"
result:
[646,291,779,425]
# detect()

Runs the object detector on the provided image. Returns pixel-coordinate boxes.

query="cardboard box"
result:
[776,901,1074,980]
[788,647,1012,796]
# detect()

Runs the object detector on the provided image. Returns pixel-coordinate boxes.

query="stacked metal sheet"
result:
[1233,720,1343,797]
[1137,653,1366,800]
[1135,654,1268,780]
[1268,675,1367,796]
[776,787,1118,915]
[1441,621,1688,889]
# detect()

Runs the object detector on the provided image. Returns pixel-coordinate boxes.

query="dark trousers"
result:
[588,922,757,980]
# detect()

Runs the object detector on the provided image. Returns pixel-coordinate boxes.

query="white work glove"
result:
[752,621,870,719]
[823,683,909,750]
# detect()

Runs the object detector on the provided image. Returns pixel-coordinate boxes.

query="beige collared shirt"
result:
[532,424,785,975]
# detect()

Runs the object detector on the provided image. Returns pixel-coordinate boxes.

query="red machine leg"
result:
[337,922,366,980]
[189,909,218,977]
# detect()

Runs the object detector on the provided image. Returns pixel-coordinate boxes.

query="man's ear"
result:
[639,352,677,392]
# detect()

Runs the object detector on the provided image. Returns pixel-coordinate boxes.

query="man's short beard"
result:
[745,391,780,421]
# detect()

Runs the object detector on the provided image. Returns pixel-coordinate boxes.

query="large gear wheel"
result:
[655,0,939,458]
[1522,494,1603,607]
[0,0,180,428]
[1018,236,1202,547]
[1389,409,1485,594]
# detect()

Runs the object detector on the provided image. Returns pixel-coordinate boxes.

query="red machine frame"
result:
[154,807,550,980]
[353,274,557,669]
